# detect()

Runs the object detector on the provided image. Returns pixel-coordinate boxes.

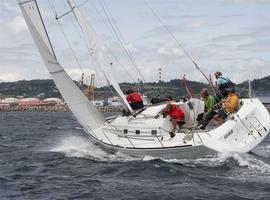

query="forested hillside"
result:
[0,76,269,100]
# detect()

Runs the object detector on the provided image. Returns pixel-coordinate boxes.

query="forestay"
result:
[18,0,105,129]
[67,0,134,114]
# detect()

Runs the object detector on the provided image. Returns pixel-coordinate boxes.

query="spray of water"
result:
[50,135,270,179]
[50,135,140,162]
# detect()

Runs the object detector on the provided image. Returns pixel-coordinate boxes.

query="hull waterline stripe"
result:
[85,129,192,150]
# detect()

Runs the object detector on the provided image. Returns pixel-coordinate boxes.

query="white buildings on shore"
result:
[0,97,63,106]
[91,96,122,107]
[0,95,149,108]
[1,97,19,104]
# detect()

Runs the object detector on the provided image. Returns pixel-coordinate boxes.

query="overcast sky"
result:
[1,0,270,86]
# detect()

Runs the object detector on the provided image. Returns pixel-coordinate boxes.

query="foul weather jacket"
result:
[224,93,238,113]
[126,92,143,103]
[164,104,185,121]
[204,95,215,116]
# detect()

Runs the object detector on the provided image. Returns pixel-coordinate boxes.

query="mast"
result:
[18,0,105,129]
[249,80,253,102]
[66,0,135,115]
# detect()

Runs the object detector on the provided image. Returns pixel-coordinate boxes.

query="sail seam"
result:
[18,0,35,5]
[48,60,59,65]
[49,69,65,74]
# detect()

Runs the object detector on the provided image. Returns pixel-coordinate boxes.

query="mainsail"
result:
[67,0,135,114]
[18,0,105,129]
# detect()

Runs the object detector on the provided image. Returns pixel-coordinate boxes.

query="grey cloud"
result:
[211,25,270,44]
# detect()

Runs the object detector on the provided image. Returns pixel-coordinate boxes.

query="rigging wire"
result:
[141,0,217,93]
[100,0,146,82]
[77,0,89,8]
[66,1,129,100]
[49,0,140,86]
[68,0,129,87]
[48,0,84,73]
[89,1,137,83]
[69,6,129,96]
[47,0,124,96]
[48,0,110,95]
[100,0,144,82]
[76,1,137,82]
[68,13,103,88]
[81,2,135,82]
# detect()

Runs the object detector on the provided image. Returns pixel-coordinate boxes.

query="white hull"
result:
[85,134,217,159]
[82,98,270,159]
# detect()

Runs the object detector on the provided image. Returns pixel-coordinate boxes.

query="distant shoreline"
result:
[0,104,269,113]
[0,105,122,112]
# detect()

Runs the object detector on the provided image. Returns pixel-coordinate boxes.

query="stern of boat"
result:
[204,98,270,153]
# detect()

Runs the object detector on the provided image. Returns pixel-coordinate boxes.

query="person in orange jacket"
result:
[126,89,144,110]
[214,88,238,126]
[163,103,185,138]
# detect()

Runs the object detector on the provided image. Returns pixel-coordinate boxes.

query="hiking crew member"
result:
[215,71,235,101]
[162,103,185,138]
[214,88,238,126]
[197,88,216,130]
[126,89,144,110]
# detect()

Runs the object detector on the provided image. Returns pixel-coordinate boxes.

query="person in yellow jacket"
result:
[214,88,238,126]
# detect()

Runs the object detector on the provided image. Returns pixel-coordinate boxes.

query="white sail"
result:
[67,0,135,114]
[18,0,105,129]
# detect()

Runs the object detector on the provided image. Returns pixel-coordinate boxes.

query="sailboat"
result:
[18,0,270,159]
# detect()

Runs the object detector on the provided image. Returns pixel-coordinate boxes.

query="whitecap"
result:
[50,135,140,162]
[159,152,270,172]
[50,135,270,174]
[252,144,270,158]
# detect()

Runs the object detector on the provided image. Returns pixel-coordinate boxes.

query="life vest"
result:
[224,93,238,113]
[126,92,143,103]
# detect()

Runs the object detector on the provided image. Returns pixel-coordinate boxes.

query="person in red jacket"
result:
[162,103,185,138]
[126,89,144,110]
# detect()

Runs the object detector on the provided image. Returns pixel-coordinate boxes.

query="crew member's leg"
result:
[200,111,216,129]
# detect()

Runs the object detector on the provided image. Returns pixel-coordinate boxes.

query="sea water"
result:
[0,112,269,199]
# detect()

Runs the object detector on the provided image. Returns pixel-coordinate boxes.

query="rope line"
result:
[141,0,219,95]
[88,0,136,82]
[100,0,145,82]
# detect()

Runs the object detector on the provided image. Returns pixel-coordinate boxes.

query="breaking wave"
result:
[50,134,270,180]
[252,144,270,158]
[50,135,139,162]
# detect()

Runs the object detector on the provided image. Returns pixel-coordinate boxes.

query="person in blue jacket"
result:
[214,71,235,102]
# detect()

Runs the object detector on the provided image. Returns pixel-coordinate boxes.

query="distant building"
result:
[108,96,121,107]
[91,100,103,107]
[44,98,63,105]
[18,98,44,106]
[1,98,19,105]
